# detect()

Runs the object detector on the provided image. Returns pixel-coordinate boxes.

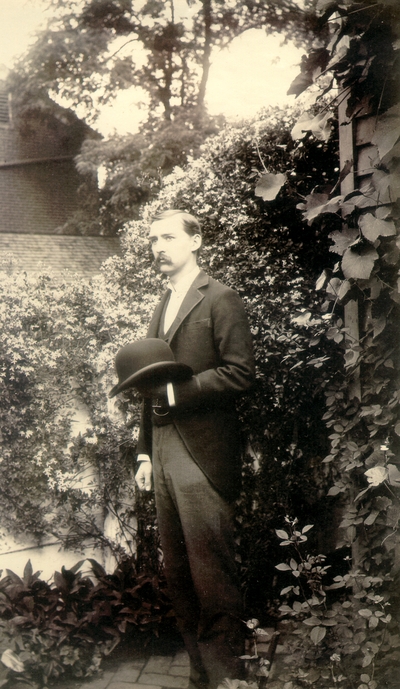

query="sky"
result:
[0,0,303,136]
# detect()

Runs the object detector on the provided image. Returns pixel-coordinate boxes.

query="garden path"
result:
[72,646,191,689]
[58,627,281,689]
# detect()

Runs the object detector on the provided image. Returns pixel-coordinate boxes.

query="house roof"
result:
[0,234,121,280]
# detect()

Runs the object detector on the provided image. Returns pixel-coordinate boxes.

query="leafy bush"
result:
[0,558,174,687]
[270,520,400,689]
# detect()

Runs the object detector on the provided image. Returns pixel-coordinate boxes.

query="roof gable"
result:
[0,234,121,280]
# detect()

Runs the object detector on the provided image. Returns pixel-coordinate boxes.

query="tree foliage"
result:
[10,0,317,123]
[72,107,223,233]
[6,0,322,235]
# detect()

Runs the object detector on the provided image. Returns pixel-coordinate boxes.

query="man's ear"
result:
[192,233,202,252]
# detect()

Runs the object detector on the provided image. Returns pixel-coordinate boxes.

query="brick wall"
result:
[0,96,92,234]
[0,159,81,234]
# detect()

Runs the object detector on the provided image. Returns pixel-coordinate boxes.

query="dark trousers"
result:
[152,424,246,689]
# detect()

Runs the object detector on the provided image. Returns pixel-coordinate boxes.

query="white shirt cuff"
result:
[166,382,176,407]
[137,454,151,462]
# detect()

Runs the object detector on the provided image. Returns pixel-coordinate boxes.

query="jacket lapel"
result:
[166,270,209,344]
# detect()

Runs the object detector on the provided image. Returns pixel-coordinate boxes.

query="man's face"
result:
[148,217,201,280]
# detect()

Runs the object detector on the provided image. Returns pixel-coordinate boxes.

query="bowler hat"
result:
[109,339,193,398]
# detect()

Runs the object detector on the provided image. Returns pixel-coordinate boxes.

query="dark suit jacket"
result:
[137,270,255,501]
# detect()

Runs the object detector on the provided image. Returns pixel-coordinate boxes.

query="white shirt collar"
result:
[168,265,200,296]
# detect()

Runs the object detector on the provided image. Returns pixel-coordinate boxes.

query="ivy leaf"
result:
[291,111,316,140]
[310,112,333,142]
[371,170,391,205]
[371,103,400,160]
[287,72,313,97]
[372,316,386,339]
[310,626,326,644]
[359,214,396,241]
[316,269,328,290]
[342,246,379,280]
[388,464,400,487]
[255,172,286,201]
[291,111,332,141]
[340,158,353,183]
[316,0,336,13]
[386,158,400,201]
[298,193,342,225]
[329,227,359,256]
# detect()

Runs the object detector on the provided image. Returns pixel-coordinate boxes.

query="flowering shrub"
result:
[0,262,154,557]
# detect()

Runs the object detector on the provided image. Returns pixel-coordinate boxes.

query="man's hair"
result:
[150,209,202,238]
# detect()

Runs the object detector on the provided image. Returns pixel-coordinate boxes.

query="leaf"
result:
[372,316,386,339]
[69,559,86,574]
[371,104,400,160]
[338,280,351,300]
[88,559,107,578]
[23,560,33,584]
[275,529,289,540]
[287,72,313,97]
[311,112,333,142]
[342,246,379,280]
[303,617,322,626]
[275,563,292,571]
[339,158,353,183]
[255,173,286,201]
[358,609,373,618]
[362,653,373,667]
[388,464,400,487]
[291,111,332,141]
[355,487,370,501]
[327,485,342,496]
[1,650,24,673]
[316,270,328,290]
[329,228,359,256]
[316,0,336,11]
[302,524,314,534]
[359,214,396,241]
[364,510,379,526]
[291,112,316,140]
[394,422,400,436]
[310,626,326,644]
[298,193,342,225]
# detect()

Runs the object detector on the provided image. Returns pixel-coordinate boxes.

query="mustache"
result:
[154,255,172,265]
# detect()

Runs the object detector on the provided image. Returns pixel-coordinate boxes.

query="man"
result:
[135,209,255,689]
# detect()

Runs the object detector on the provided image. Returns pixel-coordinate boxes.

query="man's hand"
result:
[134,381,168,399]
[135,460,153,491]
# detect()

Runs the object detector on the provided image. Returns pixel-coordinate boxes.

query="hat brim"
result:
[109,361,193,398]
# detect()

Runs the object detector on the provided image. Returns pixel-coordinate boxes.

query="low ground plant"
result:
[228,518,400,689]
[0,558,174,688]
